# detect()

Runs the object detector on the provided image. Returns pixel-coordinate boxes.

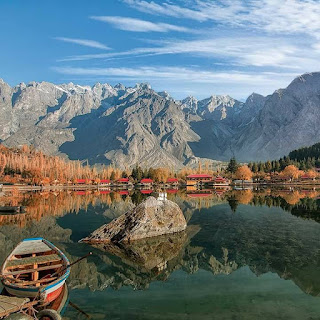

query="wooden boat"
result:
[0,206,26,214]
[1,238,70,304]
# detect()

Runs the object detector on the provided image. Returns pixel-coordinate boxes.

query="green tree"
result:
[122,170,128,178]
[110,171,116,181]
[265,160,272,173]
[252,162,258,173]
[226,157,238,174]
[274,160,280,172]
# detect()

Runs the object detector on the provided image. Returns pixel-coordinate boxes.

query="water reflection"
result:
[1,188,320,318]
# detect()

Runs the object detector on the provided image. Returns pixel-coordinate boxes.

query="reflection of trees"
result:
[225,189,320,224]
[0,191,132,227]
[189,204,320,297]
[2,189,320,297]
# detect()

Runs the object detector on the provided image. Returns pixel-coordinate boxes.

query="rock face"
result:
[2,72,320,164]
[82,197,187,243]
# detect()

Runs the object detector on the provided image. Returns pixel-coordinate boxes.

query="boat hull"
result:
[4,270,69,304]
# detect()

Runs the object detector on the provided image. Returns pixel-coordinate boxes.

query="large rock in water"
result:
[82,197,187,243]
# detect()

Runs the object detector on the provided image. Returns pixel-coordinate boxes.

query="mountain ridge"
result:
[1,72,320,168]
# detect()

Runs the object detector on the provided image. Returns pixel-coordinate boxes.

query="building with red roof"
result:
[118,190,129,195]
[117,178,130,183]
[208,176,229,186]
[166,189,178,194]
[187,191,212,198]
[140,178,153,184]
[186,174,212,186]
[140,189,153,194]
[166,178,179,185]
[100,179,111,185]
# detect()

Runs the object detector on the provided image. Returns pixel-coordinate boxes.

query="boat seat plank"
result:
[4,263,63,276]
[12,240,51,256]
[6,254,61,268]
[14,276,58,286]
[0,295,30,317]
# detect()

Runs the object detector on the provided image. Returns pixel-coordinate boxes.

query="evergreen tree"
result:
[258,162,265,173]
[110,171,116,181]
[274,160,280,172]
[122,170,128,178]
[265,160,272,173]
[252,162,258,173]
[226,157,238,174]
[136,166,143,181]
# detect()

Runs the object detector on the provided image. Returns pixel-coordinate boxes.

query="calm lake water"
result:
[1,188,320,319]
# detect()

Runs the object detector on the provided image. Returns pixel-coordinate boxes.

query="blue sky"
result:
[1,0,320,100]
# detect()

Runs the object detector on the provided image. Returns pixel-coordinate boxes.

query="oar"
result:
[69,300,91,319]
[43,252,93,279]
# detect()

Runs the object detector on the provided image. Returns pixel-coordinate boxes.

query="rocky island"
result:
[81,196,187,243]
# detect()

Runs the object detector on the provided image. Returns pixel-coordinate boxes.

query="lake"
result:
[1,187,320,319]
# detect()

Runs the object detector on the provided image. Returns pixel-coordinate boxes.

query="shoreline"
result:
[1,182,320,192]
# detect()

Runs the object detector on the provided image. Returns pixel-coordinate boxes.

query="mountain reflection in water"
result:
[1,188,320,319]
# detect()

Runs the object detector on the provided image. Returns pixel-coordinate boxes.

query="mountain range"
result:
[1,72,320,168]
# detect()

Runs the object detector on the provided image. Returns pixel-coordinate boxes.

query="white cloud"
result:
[52,65,296,84]
[58,35,320,73]
[124,0,320,38]
[55,37,110,50]
[90,16,190,33]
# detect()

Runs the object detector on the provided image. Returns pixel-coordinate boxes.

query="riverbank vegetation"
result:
[1,143,320,186]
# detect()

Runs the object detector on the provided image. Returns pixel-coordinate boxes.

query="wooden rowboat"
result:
[1,238,70,304]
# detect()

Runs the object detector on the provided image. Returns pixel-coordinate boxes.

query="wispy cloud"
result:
[55,37,110,50]
[124,0,320,38]
[58,35,320,73]
[52,65,296,84]
[90,16,190,33]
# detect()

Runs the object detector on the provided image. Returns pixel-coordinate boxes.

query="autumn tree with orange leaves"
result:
[235,165,253,182]
[282,165,301,180]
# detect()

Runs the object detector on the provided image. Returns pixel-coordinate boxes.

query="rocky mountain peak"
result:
[157,91,173,101]
[135,83,152,91]
[114,83,126,91]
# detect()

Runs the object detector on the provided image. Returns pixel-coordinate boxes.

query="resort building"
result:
[207,176,229,186]
[166,178,179,187]
[99,179,111,186]
[186,174,213,186]
[116,178,132,188]
[140,178,153,187]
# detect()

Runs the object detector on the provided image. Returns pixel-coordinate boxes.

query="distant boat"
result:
[0,206,26,214]
[1,238,70,304]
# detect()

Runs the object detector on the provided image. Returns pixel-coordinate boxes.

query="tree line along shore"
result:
[1,144,320,189]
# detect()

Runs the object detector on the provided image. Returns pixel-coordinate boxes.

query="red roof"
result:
[76,191,86,195]
[118,178,129,183]
[215,176,227,182]
[77,179,86,184]
[100,179,111,183]
[166,189,178,193]
[99,190,111,194]
[141,189,153,194]
[167,178,179,183]
[141,178,153,183]
[118,190,129,195]
[187,174,212,179]
[187,192,212,198]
